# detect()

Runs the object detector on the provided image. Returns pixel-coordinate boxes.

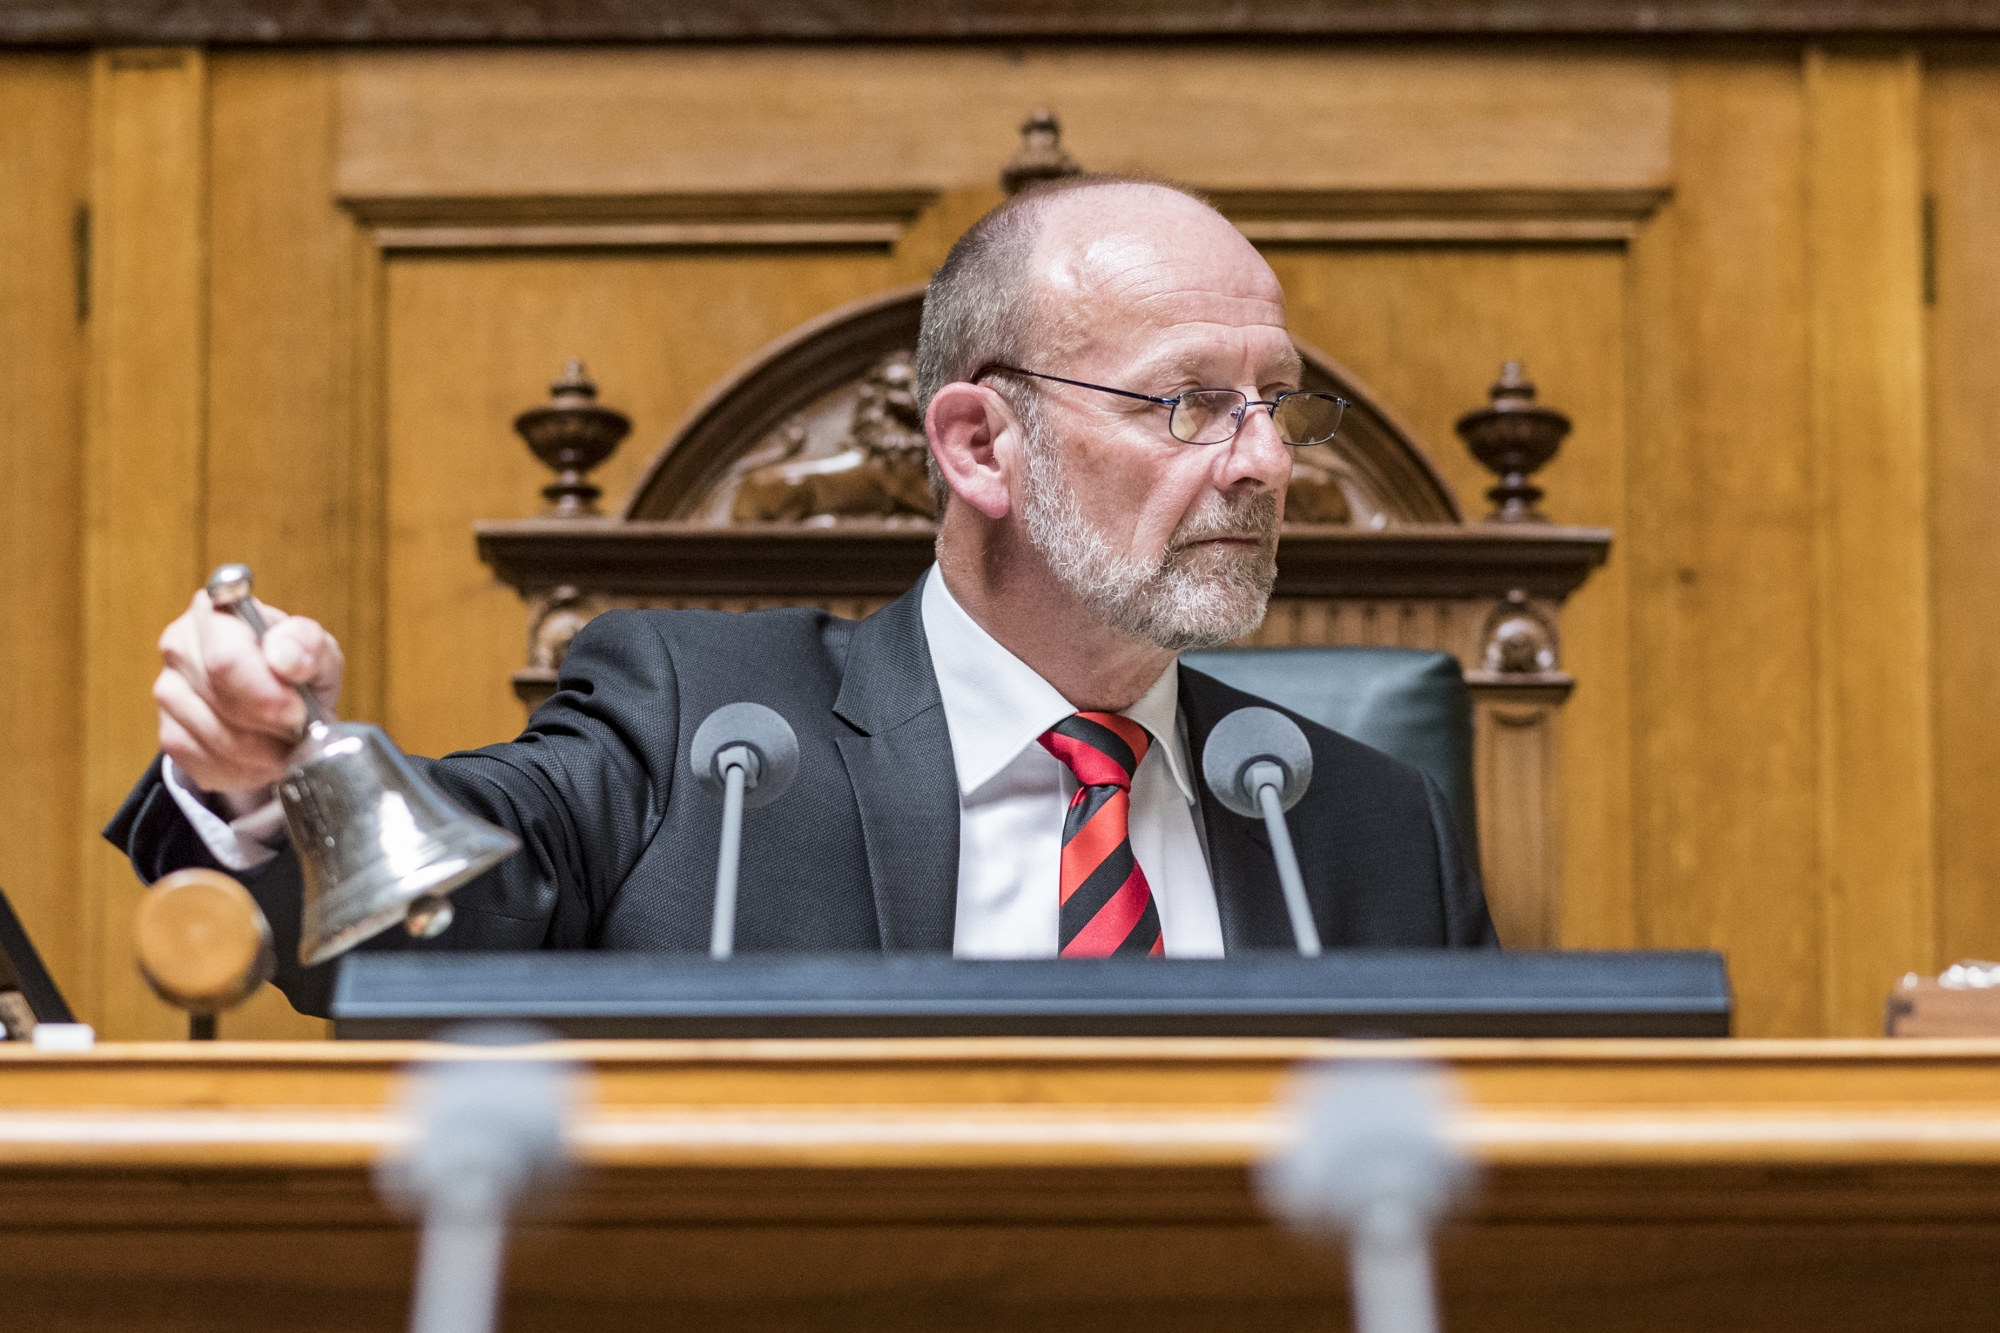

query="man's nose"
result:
[1215,403,1294,491]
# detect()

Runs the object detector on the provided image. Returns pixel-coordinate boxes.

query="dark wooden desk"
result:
[3,1038,1998,1332]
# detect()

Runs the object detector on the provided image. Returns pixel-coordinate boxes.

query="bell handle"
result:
[206,564,329,728]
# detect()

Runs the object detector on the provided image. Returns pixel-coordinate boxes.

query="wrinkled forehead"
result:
[1025,187,1290,364]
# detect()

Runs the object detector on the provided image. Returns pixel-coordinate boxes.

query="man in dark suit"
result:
[111,176,1495,1016]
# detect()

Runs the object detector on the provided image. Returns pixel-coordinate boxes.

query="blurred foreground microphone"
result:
[1201,706,1321,955]
[689,703,800,959]
[1258,1061,1475,1333]
[377,1031,576,1333]
[207,564,521,965]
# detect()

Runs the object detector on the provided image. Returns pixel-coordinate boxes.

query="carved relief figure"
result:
[1283,446,1356,524]
[731,352,937,523]
[528,586,602,673]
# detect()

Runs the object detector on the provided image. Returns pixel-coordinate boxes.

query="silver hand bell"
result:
[207,565,521,966]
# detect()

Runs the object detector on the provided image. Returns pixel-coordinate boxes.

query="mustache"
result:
[1167,491,1281,552]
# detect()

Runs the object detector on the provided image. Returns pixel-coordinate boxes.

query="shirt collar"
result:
[919,564,1196,804]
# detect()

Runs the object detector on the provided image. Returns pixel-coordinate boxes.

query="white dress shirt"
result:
[922,566,1223,958]
[167,566,1226,956]
[163,759,284,872]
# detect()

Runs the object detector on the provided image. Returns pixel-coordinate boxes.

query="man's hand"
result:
[154,589,344,807]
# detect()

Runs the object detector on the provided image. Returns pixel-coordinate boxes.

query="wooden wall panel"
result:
[1804,49,1935,1035]
[0,56,88,1003]
[381,250,898,757]
[336,47,1671,198]
[201,54,355,1038]
[1264,247,1632,950]
[1924,64,2000,970]
[30,40,1993,1038]
[80,48,209,1038]
[1629,61,1820,1037]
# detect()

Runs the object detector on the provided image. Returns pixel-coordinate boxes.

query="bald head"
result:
[1025,186,1282,367]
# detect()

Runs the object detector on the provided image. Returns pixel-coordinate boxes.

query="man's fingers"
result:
[157,582,344,788]
[190,594,311,731]
[169,593,311,741]
[261,612,343,695]
[156,673,294,793]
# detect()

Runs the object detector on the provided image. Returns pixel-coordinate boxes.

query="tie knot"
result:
[1039,712,1150,790]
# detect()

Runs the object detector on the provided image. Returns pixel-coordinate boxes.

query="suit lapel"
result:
[832,582,961,952]
[1179,664,1298,952]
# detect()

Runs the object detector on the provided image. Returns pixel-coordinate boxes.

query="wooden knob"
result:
[135,869,275,1014]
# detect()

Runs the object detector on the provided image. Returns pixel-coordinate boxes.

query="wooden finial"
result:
[513,360,632,518]
[1000,108,1082,195]
[1454,361,1571,523]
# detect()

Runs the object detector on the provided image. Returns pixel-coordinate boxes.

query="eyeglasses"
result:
[973,364,1348,447]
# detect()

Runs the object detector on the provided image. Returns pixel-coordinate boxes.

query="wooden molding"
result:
[339,191,938,253]
[11,1,2000,44]
[336,188,1665,254]
[474,519,1613,601]
[1214,188,1673,245]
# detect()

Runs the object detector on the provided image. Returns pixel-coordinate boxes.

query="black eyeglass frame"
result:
[971,364,1349,447]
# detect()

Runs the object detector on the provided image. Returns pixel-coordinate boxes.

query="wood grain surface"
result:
[9,38,1997,1040]
[80,48,211,1043]
[2,1038,1999,1332]
[0,56,87,1036]
[11,0,2000,44]
[1925,63,2000,983]
[1804,49,1937,1034]
[1626,59,1821,1039]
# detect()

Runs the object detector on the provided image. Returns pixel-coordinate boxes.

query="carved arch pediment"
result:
[622,284,1463,527]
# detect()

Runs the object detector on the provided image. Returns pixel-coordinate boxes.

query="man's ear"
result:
[925,383,1016,520]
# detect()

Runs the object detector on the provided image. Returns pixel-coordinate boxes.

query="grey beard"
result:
[1018,406,1279,652]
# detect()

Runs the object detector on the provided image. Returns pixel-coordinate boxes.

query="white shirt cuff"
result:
[160,757,286,872]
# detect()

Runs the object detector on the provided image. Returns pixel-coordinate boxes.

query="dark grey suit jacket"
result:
[107,582,1496,1015]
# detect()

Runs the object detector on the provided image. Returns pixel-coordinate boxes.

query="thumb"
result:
[262,612,326,685]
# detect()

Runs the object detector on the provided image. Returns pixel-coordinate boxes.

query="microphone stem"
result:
[1348,1210,1441,1333]
[710,753,749,959]
[1257,780,1322,957]
[410,1209,508,1333]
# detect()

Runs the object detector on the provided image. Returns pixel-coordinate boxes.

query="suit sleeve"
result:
[1421,770,1499,948]
[103,610,680,1017]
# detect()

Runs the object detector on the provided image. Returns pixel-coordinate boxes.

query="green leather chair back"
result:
[1180,646,1480,866]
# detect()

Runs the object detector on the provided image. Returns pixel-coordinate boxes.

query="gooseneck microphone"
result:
[1201,707,1322,956]
[379,1037,577,1333]
[1258,1061,1473,1333]
[690,703,800,959]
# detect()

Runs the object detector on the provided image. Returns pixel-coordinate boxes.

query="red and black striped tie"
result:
[1038,712,1164,958]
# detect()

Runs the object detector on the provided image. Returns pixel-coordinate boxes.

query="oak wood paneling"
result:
[201,54,352,1039]
[1804,49,1936,1034]
[0,56,88,1004]
[1630,61,1821,1037]
[1925,65,2000,972]
[381,250,899,758]
[29,40,2000,1038]
[1262,247,1632,950]
[13,0,2000,44]
[336,47,1670,198]
[80,48,210,1040]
